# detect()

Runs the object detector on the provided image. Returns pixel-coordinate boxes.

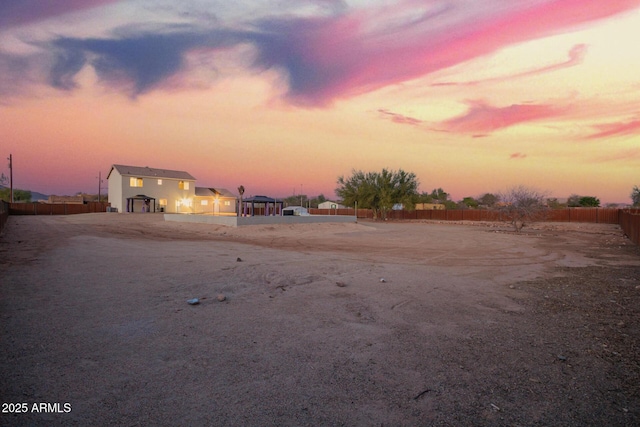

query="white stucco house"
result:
[107,164,237,214]
[318,201,346,209]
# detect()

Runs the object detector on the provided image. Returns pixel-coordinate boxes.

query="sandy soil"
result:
[1,213,639,426]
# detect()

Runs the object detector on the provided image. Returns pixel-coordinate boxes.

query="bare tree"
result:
[631,185,640,207]
[497,185,549,232]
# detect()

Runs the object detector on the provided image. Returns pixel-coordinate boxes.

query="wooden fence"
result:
[8,202,110,215]
[619,209,640,245]
[309,207,621,224]
[1,203,638,246]
[0,200,8,235]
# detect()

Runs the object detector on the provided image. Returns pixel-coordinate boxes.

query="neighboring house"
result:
[415,203,446,210]
[47,195,86,204]
[107,164,196,213]
[318,201,346,209]
[194,187,237,215]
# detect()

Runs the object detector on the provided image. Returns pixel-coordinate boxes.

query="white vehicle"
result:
[282,206,310,216]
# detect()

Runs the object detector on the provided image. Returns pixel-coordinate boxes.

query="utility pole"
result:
[7,154,13,203]
[97,171,102,202]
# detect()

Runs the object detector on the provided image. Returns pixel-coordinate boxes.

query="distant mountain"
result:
[30,191,49,201]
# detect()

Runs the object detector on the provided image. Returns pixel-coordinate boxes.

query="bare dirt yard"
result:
[1,213,639,426]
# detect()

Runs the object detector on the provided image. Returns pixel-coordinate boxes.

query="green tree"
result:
[336,168,419,219]
[478,193,498,207]
[631,185,640,207]
[417,192,434,203]
[430,188,449,202]
[0,188,31,202]
[578,196,600,207]
[441,200,458,210]
[462,197,479,208]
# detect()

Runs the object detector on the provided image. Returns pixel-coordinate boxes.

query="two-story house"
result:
[107,164,197,213]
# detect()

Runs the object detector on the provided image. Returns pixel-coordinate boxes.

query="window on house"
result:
[159,199,167,206]
[201,200,208,206]
[224,201,231,206]
[158,179,163,185]
[178,181,190,190]
[130,177,143,187]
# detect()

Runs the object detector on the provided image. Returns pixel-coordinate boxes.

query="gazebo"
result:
[126,194,156,213]
[241,195,284,216]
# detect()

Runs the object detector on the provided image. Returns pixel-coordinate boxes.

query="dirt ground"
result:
[1,213,639,426]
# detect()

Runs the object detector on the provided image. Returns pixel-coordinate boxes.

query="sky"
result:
[1,0,639,204]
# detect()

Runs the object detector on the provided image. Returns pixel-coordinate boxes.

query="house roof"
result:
[108,164,195,180]
[243,195,282,203]
[195,187,236,198]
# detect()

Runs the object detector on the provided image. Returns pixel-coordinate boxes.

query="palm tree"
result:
[237,185,245,217]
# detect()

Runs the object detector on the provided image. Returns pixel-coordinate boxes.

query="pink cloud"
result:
[377,98,575,135]
[266,0,640,106]
[0,0,121,29]
[437,100,568,133]
[510,152,528,159]
[586,118,640,139]
[5,0,640,105]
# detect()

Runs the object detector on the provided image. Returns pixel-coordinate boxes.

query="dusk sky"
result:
[1,0,639,203]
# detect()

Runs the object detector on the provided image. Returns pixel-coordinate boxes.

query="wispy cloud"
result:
[585,117,640,139]
[0,0,122,29]
[2,0,640,105]
[432,44,588,87]
[510,152,527,159]
[591,147,640,163]
[377,109,423,126]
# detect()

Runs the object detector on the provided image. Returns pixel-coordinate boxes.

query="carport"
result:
[241,195,283,216]
[126,194,156,213]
